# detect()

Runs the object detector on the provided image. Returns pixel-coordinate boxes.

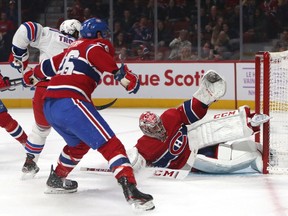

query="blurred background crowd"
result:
[0,0,287,62]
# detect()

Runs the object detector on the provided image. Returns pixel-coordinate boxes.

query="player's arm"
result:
[176,70,227,125]
[88,44,140,94]
[22,52,66,86]
[10,22,43,72]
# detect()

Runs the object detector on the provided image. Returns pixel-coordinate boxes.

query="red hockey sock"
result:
[98,136,136,184]
[0,111,27,145]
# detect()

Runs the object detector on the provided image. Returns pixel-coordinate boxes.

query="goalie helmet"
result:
[60,19,81,38]
[139,111,167,141]
[80,18,110,39]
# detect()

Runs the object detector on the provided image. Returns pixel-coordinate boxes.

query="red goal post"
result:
[255,51,288,174]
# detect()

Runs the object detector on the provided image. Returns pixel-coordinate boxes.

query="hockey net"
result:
[255,51,288,174]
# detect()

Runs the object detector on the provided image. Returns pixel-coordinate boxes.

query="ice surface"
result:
[1,108,288,216]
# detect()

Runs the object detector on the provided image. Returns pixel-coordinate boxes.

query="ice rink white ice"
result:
[1,108,288,216]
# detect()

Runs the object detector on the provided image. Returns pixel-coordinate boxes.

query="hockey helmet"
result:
[60,19,81,38]
[139,111,167,141]
[80,18,110,39]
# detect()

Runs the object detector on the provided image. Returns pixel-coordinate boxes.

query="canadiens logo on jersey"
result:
[152,125,188,167]
[169,125,188,155]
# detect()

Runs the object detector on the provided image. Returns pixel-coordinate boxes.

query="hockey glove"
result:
[9,47,29,73]
[22,69,40,87]
[114,64,140,94]
[0,73,11,91]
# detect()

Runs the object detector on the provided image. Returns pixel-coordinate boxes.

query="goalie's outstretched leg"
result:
[193,70,226,106]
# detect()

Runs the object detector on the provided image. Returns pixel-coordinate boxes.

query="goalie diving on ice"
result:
[125,69,271,175]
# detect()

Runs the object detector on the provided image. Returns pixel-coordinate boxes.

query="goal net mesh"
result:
[255,51,288,174]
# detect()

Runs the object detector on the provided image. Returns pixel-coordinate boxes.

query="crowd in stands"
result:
[1,0,288,62]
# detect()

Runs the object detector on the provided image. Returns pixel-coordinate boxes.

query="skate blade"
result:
[44,186,77,194]
[131,200,155,211]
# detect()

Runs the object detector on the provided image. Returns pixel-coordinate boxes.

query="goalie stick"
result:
[80,166,190,180]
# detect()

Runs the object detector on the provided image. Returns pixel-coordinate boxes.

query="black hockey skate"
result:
[118,177,155,211]
[45,165,78,194]
[21,153,40,180]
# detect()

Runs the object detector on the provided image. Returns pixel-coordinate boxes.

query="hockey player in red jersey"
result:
[127,70,270,174]
[0,73,27,145]
[9,19,81,178]
[22,18,154,211]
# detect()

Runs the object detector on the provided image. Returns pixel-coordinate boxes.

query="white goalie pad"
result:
[193,140,263,173]
[188,106,254,149]
[126,147,146,172]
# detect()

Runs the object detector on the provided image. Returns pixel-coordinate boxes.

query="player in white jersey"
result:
[9,19,81,178]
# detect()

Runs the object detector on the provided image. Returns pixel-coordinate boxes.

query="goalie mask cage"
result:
[255,51,288,174]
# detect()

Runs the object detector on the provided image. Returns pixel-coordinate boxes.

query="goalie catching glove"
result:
[114,64,140,94]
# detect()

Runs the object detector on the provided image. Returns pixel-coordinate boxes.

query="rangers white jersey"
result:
[12,21,76,62]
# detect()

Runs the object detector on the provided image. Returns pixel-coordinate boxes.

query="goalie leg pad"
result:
[188,105,255,149]
[193,140,262,173]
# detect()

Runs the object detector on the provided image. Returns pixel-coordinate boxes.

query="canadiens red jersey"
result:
[33,38,118,102]
[135,98,208,169]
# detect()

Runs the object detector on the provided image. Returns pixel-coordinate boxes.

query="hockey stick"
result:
[80,166,190,180]
[95,98,118,110]
[9,77,23,87]
[0,77,23,92]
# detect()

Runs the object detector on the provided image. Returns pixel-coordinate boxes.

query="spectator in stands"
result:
[5,0,17,26]
[121,9,135,34]
[0,11,15,61]
[272,29,288,52]
[113,0,127,21]
[165,0,189,22]
[129,0,145,21]
[207,5,220,28]
[129,15,153,45]
[168,29,192,60]
[91,0,109,20]
[157,20,173,48]
[200,41,213,60]
[114,32,129,59]
[259,0,279,39]
[213,30,231,59]
[210,16,224,47]
[83,7,93,21]
[134,44,151,61]
[179,46,196,61]
[113,20,123,40]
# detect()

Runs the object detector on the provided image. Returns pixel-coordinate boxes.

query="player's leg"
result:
[43,98,155,210]
[45,141,90,194]
[22,86,51,178]
[0,99,27,145]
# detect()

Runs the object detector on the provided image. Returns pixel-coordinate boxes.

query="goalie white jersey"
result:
[12,21,76,62]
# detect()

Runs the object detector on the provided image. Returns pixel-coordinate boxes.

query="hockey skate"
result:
[193,70,226,106]
[45,165,78,194]
[118,177,155,211]
[21,153,40,180]
[250,114,271,127]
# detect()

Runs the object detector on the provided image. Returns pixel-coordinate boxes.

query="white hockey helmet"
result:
[60,19,81,37]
